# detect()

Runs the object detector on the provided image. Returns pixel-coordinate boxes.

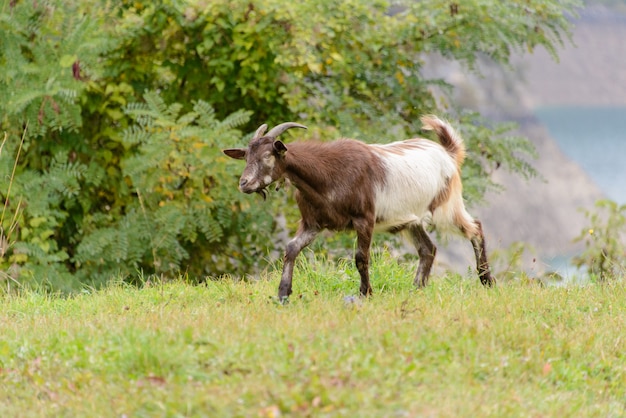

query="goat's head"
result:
[223,122,307,199]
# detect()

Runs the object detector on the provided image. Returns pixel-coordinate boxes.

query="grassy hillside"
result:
[1,256,625,417]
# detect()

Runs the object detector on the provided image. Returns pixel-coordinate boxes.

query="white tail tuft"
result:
[421,115,466,166]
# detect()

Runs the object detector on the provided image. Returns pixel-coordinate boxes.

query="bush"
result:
[0,0,579,291]
[573,199,626,282]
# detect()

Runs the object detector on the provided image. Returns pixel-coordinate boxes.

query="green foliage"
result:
[0,0,112,292]
[0,0,581,291]
[74,91,267,284]
[0,0,112,137]
[573,199,626,282]
[103,0,579,133]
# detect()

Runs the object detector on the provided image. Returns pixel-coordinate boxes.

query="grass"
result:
[1,254,625,417]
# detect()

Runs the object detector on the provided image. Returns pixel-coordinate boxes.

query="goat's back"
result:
[285,136,465,233]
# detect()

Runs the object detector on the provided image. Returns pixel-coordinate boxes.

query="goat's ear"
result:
[273,140,288,156]
[222,148,247,160]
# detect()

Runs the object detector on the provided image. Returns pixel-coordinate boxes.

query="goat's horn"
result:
[266,122,307,138]
[253,124,268,139]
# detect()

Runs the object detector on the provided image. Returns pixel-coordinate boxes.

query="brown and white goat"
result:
[223,116,494,300]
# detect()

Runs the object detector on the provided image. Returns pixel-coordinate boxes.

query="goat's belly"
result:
[373,203,432,232]
[374,217,421,233]
[372,186,436,232]
[372,169,445,232]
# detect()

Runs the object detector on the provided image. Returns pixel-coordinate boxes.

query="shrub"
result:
[573,199,626,282]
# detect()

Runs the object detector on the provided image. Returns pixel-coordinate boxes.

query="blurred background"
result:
[436,2,626,278]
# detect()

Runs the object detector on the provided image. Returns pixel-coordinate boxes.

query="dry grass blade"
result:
[0,124,27,257]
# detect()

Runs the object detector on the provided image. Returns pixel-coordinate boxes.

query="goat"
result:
[223,116,494,300]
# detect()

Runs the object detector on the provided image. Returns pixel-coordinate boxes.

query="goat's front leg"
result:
[278,225,318,301]
[354,218,374,297]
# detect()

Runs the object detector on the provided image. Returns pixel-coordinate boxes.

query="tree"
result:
[0,0,580,291]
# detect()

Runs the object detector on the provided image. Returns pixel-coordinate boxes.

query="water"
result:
[534,106,626,279]
[534,106,626,204]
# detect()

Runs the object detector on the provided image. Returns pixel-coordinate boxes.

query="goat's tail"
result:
[420,115,466,167]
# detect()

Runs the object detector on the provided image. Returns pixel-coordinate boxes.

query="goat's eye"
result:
[262,153,273,161]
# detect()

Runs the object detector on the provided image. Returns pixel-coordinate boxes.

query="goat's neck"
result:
[283,148,332,198]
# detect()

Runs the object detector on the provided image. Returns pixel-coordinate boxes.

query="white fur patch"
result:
[371,140,458,231]
[241,154,276,190]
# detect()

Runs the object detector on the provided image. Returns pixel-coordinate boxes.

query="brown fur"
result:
[280,140,386,231]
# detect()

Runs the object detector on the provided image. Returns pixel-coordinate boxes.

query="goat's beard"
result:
[256,187,268,200]
[254,178,285,200]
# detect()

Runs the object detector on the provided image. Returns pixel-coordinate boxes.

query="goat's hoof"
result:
[480,275,496,287]
[413,280,428,289]
[359,287,373,297]
[270,295,290,305]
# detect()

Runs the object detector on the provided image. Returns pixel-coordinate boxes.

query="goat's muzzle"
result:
[239,179,268,200]
[239,178,250,191]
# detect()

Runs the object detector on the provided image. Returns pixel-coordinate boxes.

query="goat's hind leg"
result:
[455,212,495,287]
[469,219,494,286]
[407,224,437,288]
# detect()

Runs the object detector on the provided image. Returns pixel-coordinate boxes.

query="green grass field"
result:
[1,255,625,417]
